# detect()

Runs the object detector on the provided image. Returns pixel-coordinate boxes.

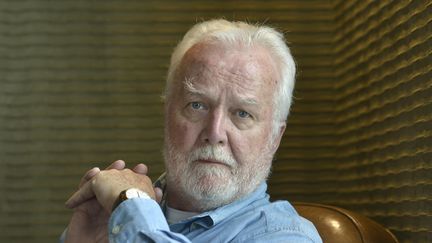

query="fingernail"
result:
[87,167,100,178]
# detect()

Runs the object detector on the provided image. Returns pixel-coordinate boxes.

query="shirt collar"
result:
[184,183,269,228]
[153,173,269,228]
[166,206,200,225]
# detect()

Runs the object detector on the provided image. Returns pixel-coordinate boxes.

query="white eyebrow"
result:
[184,77,259,106]
[183,77,205,96]
[241,97,258,106]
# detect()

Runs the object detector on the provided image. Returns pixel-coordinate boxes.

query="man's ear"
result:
[270,123,286,155]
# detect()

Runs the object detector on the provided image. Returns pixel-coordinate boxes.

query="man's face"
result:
[164,42,281,211]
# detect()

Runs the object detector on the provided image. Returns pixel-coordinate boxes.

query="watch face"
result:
[125,188,140,199]
[125,188,150,199]
[113,188,150,212]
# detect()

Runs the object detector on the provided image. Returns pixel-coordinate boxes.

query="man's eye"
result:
[190,102,204,110]
[237,110,252,118]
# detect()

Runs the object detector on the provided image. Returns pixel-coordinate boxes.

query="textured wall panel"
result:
[332,1,432,242]
[1,1,429,242]
[0,1,336,242]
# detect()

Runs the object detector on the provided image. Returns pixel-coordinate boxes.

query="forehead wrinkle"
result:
[222,69,262,106]
[210,65,262,99]
[205,66,263,107]
[179,45,271,107]
[183,74,260,107]
[181,50,262,95]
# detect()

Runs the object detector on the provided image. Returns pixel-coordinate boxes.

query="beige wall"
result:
[0,1,430,242]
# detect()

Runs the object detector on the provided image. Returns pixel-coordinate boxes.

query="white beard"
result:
[164,140,273,211]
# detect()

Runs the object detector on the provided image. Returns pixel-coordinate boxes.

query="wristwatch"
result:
[112,188,151,212]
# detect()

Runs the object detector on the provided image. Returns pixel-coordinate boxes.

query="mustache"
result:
[189,145,237,168]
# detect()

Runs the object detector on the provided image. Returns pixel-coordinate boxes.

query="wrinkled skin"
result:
[64,160,162,243]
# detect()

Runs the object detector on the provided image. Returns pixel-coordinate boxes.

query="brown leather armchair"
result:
[293,202,398,243]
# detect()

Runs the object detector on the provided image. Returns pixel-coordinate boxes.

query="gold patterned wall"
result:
[0,1,430,242]
[331,1,432,242]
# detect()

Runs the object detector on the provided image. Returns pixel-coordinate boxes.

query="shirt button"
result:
[112,225,121,234]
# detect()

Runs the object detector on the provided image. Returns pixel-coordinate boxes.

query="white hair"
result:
[165,19,296,139]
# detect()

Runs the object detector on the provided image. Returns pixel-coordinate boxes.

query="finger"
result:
[77,159,125,188]
[106,160,126,170]
[154,187,163,203]
[133,163,148,175]
[65,180,95,209]
[79,167,100,188]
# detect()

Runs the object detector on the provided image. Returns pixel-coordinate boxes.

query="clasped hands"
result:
[63,160,163,243]
[65,160,163,213]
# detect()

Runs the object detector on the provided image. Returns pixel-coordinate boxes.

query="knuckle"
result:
[92,171,104,181]
[91,178,97,186]
[123,168,132,174]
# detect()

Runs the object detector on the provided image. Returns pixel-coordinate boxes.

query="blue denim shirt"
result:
[107,183,322,242]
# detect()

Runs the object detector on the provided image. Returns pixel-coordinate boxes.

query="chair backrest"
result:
[293,202,398,243]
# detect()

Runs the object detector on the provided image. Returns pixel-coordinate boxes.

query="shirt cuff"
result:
[108,197,170,242]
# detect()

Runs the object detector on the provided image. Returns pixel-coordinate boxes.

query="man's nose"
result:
[201,108,228,145]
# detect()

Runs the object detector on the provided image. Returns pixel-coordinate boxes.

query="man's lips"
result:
[195,159,227,166]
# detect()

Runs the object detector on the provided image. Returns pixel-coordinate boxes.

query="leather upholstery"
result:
[293,202,398,243]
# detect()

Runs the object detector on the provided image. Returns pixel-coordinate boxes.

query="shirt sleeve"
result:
[58,228,66,243]
[231,228,321,243]
[246,230,321,243]
[108,197,192,243]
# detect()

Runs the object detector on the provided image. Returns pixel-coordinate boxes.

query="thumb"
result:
[65,180,95,209]
[154,187,163,203]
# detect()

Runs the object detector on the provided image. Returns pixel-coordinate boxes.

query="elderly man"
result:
[62,19,322,243]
